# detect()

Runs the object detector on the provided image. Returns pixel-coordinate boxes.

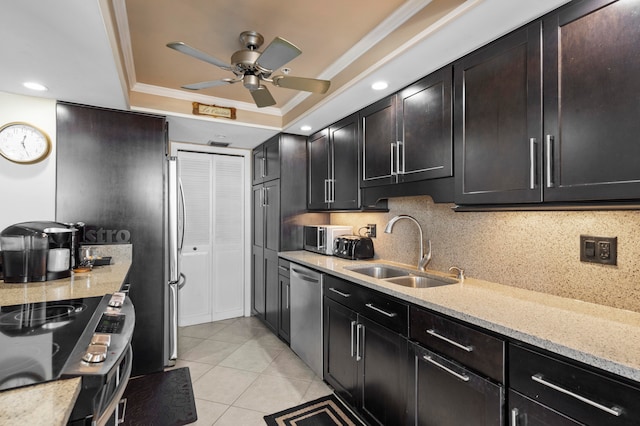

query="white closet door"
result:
[177,151,245,326]
[211,155,244,320]
[178,151,212,326]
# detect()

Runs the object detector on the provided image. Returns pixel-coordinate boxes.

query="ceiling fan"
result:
[167,31,331,108]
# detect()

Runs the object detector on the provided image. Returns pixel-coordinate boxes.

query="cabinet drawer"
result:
[323,275,361,312]
[278,258,290,277]
[359,288,408,336]
[410,306,504,382]
[509,344,640,426]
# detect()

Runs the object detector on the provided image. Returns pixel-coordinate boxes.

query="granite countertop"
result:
[280,251,640,384]
[0,261,131,425]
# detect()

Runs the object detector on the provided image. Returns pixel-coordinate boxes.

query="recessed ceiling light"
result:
[301,125,312,131]
[371,81,388,91]
[23,82,48,91]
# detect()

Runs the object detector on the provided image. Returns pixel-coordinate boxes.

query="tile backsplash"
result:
[331,196,640,313]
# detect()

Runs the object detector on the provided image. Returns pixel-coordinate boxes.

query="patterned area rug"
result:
[264,394,363,426]
[120,367,197,426]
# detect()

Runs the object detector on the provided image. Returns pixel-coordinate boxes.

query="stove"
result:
[0,293,135,424]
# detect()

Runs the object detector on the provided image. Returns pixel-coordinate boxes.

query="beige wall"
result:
[332,196,640,313]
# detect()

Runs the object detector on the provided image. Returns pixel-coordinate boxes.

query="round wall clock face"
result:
[0,122,52,164]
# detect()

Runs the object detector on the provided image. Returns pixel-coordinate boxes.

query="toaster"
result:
[333,235,374,260]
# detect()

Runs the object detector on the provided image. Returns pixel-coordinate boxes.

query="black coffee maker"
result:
[0,221,76,283]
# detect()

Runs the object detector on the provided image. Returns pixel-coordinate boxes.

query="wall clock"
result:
[0,122,52,164]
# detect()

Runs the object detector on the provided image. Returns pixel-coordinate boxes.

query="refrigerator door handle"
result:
[168,282,178,361]
[168,157,180,284]
[178,176,186,253]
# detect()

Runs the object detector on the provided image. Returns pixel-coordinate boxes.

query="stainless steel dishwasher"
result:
[289,263,323,376]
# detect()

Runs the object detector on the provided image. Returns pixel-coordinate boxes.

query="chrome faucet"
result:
[384,214,432,272]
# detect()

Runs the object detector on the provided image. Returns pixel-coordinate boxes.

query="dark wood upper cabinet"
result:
[360,96,397,187]
[543,0,640,202]
[456,0,640,206]
[252,136,280,184]
[396,65,453,184]
[361,66,453,189]
[454,21,543,205]
[307,113,360,210]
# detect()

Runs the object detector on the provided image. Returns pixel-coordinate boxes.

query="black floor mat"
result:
[264,394,363,426]
[120,367,197,426]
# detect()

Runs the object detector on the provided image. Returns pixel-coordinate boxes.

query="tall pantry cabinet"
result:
[252,134,326,335]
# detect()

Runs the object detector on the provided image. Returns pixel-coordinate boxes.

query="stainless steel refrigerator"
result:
[56,101,182,376]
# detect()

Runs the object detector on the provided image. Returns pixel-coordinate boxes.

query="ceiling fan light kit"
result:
[167,30,331,107]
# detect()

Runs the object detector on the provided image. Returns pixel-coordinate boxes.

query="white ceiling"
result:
[1,0,570,150]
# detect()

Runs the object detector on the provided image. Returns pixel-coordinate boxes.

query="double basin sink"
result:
[345,264,458,289]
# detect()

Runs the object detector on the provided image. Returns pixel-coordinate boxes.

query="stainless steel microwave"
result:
[303,225,352,255]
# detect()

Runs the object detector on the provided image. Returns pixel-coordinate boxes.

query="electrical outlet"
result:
[367,224,377,238]
[580,235,617,265]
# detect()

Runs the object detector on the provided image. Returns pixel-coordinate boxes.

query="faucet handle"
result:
[448,266,465,282]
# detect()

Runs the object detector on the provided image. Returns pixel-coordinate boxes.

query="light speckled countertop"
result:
[0,261,130,425]
[280,251,640,384]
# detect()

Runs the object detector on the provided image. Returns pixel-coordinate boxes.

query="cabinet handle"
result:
[278,265,289,272]
[426,329,473,352]
[545,135,554,188]
[350,320,357,357]
[529,137,537,189]
[390,143,397,176]
[328,179,335,203]
[397,140,404,175]
[356,323,364,361]
[324,179,329,203]
[286,284,289,310]
[510,408,519,426]
[261,157,266,178]
[365,303,397,318]
[531,374,623,417]
[263,187,268,206]
[423,355,469,382]
[329,287,350,298]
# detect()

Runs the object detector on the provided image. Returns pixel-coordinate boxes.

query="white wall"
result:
[0,92,57,231]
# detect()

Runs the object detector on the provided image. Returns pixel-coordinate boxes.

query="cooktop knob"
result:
[82,344,108,363]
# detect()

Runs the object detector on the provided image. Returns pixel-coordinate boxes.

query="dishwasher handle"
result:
[291,267,321,283]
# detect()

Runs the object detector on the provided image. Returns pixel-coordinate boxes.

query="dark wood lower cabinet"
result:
[509,390,582,426]
[407,342,503,425]
[323,297,407,426]
[277,259,290,343]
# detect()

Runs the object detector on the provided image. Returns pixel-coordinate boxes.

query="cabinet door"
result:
[454,22,543,204]
[397,66,453,183]
[408,343,503,426]
[360,96,397,188]
[330,114,360,210]
[252,148,265,185]
[263,136,280,182]
[252,185,265,247]
[358,315,407,426]
[307,129,330,210]
[509,390,583,426]
[251,245,265,318]
[543,0,640,202]
[323,297,359,406]
[278,273,290,343]
[264,248,279,332]
[263,180,280,252]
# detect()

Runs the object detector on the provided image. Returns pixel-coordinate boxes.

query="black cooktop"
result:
[0,296,102,392]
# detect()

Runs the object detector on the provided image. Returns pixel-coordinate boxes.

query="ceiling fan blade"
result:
[272,76,331,94]
[250,86,277,108]
[256,37,302,71]
[167,42,232,71]
[181,78,238,90]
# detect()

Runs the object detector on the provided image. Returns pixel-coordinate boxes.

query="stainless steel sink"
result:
[347,264,458,288]
[346,265,409,279]
[385,275,457,288]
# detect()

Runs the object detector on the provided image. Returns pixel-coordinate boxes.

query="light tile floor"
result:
[168,316,333,425]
